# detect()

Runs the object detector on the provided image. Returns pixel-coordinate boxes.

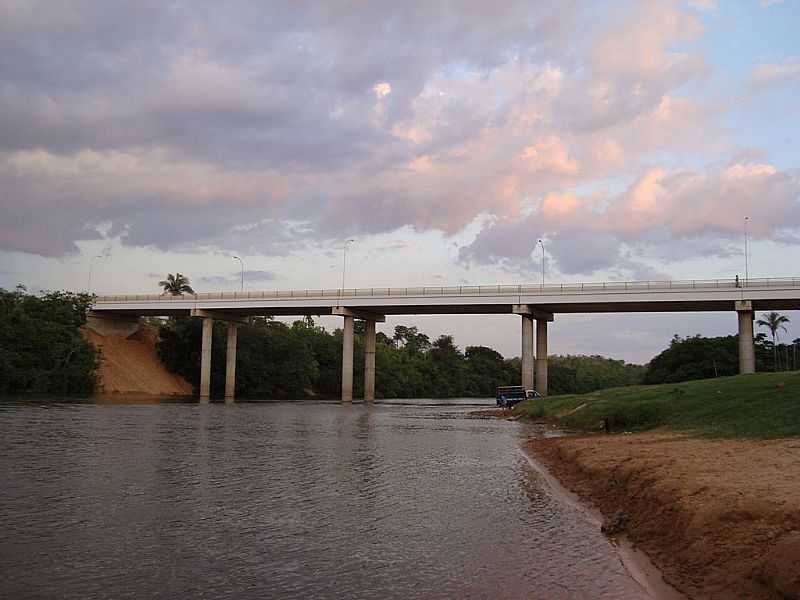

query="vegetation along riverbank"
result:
[0,287,97,395]
[518,373,800,599]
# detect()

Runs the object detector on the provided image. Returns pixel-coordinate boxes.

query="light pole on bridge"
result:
[744,216,750,285]
[87,254,105,294]
[340,239,355,301]
[232,255,244,292]
[537,239,546,288]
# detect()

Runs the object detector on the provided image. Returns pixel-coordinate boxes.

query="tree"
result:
[158,273,195,296]
[643,335,742,384]
[392,325,431,354]
[756,312,790,371]
[0,288,98,394]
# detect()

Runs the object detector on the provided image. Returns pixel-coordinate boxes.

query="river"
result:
[1,398,664,599]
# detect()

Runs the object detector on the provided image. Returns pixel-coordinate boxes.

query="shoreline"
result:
[523,432,800,600]
[519,446,687,600]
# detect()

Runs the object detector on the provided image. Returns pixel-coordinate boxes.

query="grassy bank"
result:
[514,371,800,438]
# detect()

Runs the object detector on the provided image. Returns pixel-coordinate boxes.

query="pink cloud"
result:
[749,58,800,88]
[461,160,800,275]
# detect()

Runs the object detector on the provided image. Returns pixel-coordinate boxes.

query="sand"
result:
[526,433,800,599]
[84,325,193,396]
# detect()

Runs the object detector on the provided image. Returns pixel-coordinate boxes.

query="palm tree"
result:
[158,273,195,296]
[756,312,790,371]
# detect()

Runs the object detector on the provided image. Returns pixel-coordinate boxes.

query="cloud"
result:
[242,270,276,281]
[688,0,716,11]
[199,269,275,288]
[460,161,800,275]
[2,0,794,282]
[749,58,800,88]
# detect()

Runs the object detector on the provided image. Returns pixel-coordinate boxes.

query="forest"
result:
[155,316,644,399]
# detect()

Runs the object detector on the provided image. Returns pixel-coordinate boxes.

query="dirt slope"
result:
[527,433,800,600]
[84,326,193,396]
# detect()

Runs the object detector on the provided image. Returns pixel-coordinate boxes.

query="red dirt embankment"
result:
[527,434,800,600]
[84,326,193,396]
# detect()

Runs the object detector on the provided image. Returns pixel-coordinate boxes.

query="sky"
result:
[1,0,799,362]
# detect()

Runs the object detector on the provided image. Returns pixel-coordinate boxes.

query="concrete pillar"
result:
[364,320,376,401]
[521,315,535,391]
[225,324,238,401]
[535,319,548,396]
[341,315,354,402]
[200,317,213,401]
[736,301,755,374]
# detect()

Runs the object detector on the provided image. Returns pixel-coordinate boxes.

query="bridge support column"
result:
[341,315,354,402]
[535,319,548,397]
[521,315,535,391]
[225,324,238,402]
[364,320,376,402]
[332,307,385,402]
[736,300,756,374]
[200,317,213,402]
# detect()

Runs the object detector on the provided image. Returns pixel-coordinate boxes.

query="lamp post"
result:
[232,255,244,292]
[340,239,354,300]
[744,216,750,285]
[87,254,105,293]
[537,239,545,288]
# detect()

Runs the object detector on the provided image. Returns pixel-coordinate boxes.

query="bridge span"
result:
[89,277,800,401]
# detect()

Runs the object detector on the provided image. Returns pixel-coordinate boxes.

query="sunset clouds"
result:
[0,0,797,281]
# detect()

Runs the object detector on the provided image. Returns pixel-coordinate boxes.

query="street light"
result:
[744,216,750,285]
[232,255,244,292]
[87,254,105,293]
[341,239,355,297]
[537,239,545,288]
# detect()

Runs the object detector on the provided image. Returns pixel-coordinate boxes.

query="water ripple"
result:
[2,400,649,599]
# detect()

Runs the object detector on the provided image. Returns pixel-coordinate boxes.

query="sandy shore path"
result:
[526,433,800,600]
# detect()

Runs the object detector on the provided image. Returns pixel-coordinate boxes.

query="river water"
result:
[1,398,659,599]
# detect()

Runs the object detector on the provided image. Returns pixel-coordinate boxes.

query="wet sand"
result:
[526,433,800,599]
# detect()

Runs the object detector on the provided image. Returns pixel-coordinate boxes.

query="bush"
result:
[0,288,98,395]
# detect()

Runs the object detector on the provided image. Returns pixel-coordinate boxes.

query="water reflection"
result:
[1,398,654,599]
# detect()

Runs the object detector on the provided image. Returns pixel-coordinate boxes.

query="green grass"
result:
[513,371,800,439]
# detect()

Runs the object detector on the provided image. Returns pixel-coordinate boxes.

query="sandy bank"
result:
[526,433,800,600]
[84,325,193,396]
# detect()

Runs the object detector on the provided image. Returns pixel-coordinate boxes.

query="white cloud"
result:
[749,58,800,88]
[688,0,716,11]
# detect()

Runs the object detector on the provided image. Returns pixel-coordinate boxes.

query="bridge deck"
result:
[91,277,800,316]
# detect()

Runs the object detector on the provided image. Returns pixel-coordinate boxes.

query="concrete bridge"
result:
[88,277,800,401]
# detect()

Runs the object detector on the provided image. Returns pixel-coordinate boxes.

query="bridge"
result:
[89,277,800,402]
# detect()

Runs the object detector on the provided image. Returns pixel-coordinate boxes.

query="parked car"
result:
[496,385,540,408]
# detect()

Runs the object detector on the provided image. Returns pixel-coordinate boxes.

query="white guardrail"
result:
[94,277,800,303]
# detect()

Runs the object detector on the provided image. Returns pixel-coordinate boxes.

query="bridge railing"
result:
[93,276,800,303]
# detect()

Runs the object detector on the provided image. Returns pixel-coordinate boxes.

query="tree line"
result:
[155,316,645,399]
[643,322,798,385]
[0,287,98,395]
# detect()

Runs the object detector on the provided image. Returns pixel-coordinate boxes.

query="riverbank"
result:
[513,371,800,438]
[84,325,193,396]
[525,433,800,599]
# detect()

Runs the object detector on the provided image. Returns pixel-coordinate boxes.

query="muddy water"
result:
[1,399,665,599]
